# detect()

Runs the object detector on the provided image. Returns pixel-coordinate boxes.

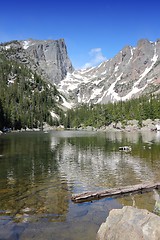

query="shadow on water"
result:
[0,130,160,239]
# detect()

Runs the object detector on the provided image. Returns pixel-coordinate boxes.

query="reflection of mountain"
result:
[57,142,153,191]
[55,131,160,193]
[0,132,69,223]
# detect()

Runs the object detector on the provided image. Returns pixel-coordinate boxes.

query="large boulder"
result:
[97,206,160,240]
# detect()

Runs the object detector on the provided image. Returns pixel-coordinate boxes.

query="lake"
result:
[0,130,160,240]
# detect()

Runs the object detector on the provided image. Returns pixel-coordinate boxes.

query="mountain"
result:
[0,39,74,130]
[1,37,160,131]
[0,38,74,85]
[2,38,160,108]
[58,39,160,105]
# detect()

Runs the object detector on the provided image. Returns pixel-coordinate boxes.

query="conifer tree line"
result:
[0,51,64,131]
[62,94,160,129]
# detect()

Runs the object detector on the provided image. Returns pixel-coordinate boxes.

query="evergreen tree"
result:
[0,51,64,130]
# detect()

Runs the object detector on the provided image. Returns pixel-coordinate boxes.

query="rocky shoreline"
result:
[76,119,160,132]
[0,119,160,134]
[105,119,160,132]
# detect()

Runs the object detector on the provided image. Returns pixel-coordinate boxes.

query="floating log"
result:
[71,182,160,203]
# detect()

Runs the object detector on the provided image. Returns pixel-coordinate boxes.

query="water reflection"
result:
[49,131,160,192]
[0,130,160,239]
[0,132,69,223]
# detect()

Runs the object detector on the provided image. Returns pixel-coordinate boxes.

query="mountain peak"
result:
[58,39,160,106]
[0,38,74,85]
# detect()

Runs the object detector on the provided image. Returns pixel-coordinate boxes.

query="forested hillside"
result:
[63,94,160,129]
[0,51,64,131]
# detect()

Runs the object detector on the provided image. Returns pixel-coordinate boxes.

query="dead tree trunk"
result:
[71,182,160,203]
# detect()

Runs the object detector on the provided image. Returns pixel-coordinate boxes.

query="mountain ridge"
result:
[1,38,160,109]
[58,39,160,105]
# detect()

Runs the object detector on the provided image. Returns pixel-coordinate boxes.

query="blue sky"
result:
[1,0,160,69]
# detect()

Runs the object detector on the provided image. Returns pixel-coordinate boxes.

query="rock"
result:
[23,39,74,84]
[127,120,139,126]
[0,39,74,85]
[124,124,139,132]
[154,200,160,216]
[115,122,122,130]
[119,146,132,152]
[153,189,160,215]
[97,206,160,240]
[86,126,94,131]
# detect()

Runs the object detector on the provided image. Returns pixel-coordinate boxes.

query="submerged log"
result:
[71,182,160,203]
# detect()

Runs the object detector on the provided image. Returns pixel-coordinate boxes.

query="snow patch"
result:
[5,45,11,50]
[127,47,134,65]
[80,66,95,73]
[97,60,108,69]
[96,90,108,104]
[72,72,85,80]
[93,78,104,85]
[8,79,15,84]
[50,111,59,120]
[101,70,107,75]
[22,40,31,49]
[58,72,81,91]
[61,95,73,109]
[90,86,104,100]
[106,73,123,101]
[114,66,119,72]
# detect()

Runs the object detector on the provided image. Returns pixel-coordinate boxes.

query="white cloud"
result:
[82,48,107,69]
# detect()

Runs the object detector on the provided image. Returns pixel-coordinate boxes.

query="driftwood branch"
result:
[71,182,160,203]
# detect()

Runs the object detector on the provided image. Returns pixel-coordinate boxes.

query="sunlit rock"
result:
[153,190,160,215]
[97,206,160,240]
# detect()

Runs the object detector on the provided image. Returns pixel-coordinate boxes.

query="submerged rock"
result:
[97,206,160,240]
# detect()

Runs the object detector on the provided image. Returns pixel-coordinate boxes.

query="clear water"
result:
[0,130,160,239]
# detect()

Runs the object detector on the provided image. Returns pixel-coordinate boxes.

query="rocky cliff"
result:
[0,38,74,85]
[58,39,160,105]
